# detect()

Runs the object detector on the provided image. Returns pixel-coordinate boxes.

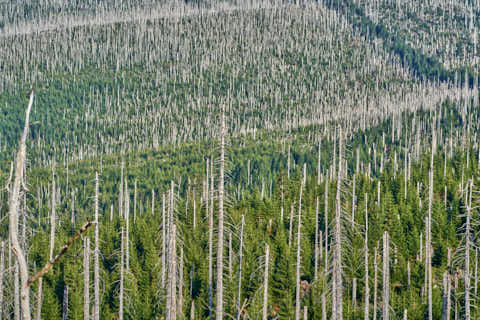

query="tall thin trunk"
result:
[94,172,100,320]
[333,130,343,320]
[263,243,270,320]
[9,91,34,320]
[373,244,378,320]
[314,197,319,282]
[321,293,326,320]
[119,228,124,320]
[125,182,129,273]
[162,192,166,288]
[15,262,20,320]
[295,166,305,320]
[324,177,328,272]
[133,179,137,223]
[35,278,42,320]
[208,167,214,319]
[442,272,449,320]
[0,241,4,319]
[352,278,357,310]
[166,224,177,320]
[63,285,68,320]
[50,171,56,261]
[465,180,473,320]
[178,247,184,318]
[427,129,435,320]
[84,237,90,320]
[352,175,356,227]
[382,232,390,320]
[216,105,226,320]
[236,215,245,320]
[364,194,369,320]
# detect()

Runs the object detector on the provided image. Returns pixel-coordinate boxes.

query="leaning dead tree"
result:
[9,90,34,320]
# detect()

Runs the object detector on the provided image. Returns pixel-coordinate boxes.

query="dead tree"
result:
[9,90,34,320]
[382,232,390,320]
[263,243,270,320]
[216,104,226,320]
[84,237,90,320]
[295,165,305,320]
[94,172,100,320]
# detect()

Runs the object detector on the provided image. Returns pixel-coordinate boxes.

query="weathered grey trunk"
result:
[190,301,195,320]
[427,131,435,320]
[321,293,326,320]
[324,177,329,272]
[94,172,100,320]
[352,278,357,310]
[63,285,69,320]
[465,180,473,320]
[166,224,177,320]
[442,272,449,320]
[0,241,4,319]
[314,197,319,282]
[15,262,20,320]
[35,278,42,320]
[382,232,390,320]
[9,91,34,320]
[178,247,184,318]
[351,174,356,227]
[295,167,305,320]
[216,105,226,320]
[333,131,343,320]
[162,192,166,288]
[289,203,294,248]
[50,171,56,261]
[119,228,124,320]
[236,215,245,320]
[125,181,130,273]
[133,179,137,223]
[364,194,369,320]
[373,244,378,320]
[84,237,90,320]
[208,166,214,318]
[263,243,270,320]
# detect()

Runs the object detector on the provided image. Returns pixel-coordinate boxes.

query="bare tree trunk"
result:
[162,192,166,289]
[84,237,90,320]
[314,197,319,282]
[94,173,100,320]
[50,171,56,261]
[216,105,226,320]
[295,166,305,320]
[289,203,294,248]
[333,130,343,320]
[15,262,20,320]
[364,194,369,320]
[119,228,124,320]
[125,180,130,273]
[35,278,42,320]
[236,215,244,320]
[63,285,68,320]
[208,167,214,319]
[263,243,270,320]
[178,247,184,319]
[166,224,177,320]
[442,272,449,320]
[133,179,137,223]
[321,293,326,320]
[382,232,390,320]
[10,91,34,320]
[229,232,233,281]
[324,177,328,272]
[373,244,378,320]
[427,129,435,320]
[191,301,195,320]
[465,180,473,320]
[0,241,4,319]
[352,278,357,310]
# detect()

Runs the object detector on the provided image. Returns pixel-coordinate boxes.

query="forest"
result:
[0,0,479,319]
